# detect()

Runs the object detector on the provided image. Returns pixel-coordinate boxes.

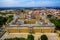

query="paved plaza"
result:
[0,33,58,40]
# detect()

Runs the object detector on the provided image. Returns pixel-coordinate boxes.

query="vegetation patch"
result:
[47,14,60,30]
[4,37,26,40]
[27,34,34,40]
[41,35,48,40]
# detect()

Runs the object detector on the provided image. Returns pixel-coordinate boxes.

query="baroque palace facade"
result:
[5,9,55,33]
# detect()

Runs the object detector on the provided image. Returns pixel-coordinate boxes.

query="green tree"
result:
[0,16,7,27]
[27,34,34,40]
[47,14,53,18]
[41,35,48,40]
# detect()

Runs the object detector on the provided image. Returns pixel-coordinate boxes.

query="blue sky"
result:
[0,0,60,7]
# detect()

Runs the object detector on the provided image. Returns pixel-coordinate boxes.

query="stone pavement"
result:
[0,33,58,40]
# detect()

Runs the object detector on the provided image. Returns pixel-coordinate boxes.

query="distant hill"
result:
[0,7,60,10]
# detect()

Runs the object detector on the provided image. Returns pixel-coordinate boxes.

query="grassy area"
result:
[47,14,60,30]
[49,18,60,30]
[49,18,60,25]
[4,37,26,40]
[7,15,13,23]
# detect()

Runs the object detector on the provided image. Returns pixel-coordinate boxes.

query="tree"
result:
[19,38,26,40]
[47,14,53,18]
[27,34,34,40]
[41,35,48,40]
[4,38,13,40]
[0,16,7,27]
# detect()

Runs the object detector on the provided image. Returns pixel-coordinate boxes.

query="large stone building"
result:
[5,10,55,33]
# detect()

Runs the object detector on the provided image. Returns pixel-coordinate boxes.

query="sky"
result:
[0,0,60,7]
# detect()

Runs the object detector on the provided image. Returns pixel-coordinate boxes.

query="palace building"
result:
[5,10,55,33]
